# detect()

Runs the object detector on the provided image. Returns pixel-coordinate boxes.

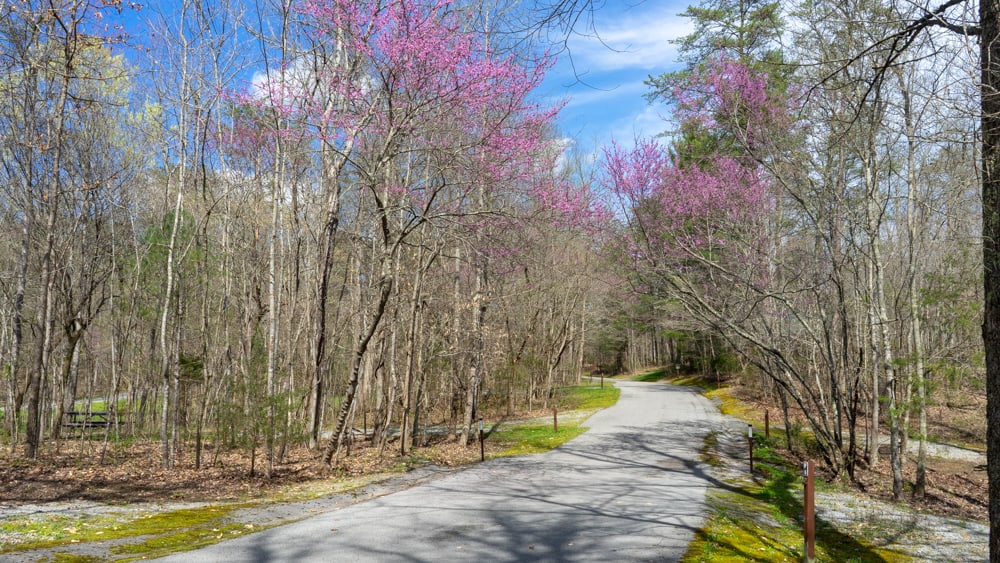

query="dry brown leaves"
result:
[0,434,494,506]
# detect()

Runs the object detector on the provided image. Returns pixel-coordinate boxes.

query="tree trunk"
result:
[460,252,486,447]
[6,219,29,447]
[265,152,282,477]
[25,154,60,461]
[401,245,428,455]
[322,265,394,465]
[900,75,928,498]
[159,189,183,470]
[308,145,343,449]
[979,0,1000,554]
[52,327,83,441]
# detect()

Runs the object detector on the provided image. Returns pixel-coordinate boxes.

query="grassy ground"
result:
[488,383,620,456]
[683,433,908,562]
[621,368,911,562]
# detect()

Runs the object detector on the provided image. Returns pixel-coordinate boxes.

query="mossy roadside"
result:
[683,433,910,563]
[0,381,620,562]
[624,367,960,562]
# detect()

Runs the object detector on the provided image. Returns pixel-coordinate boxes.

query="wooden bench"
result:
[63,411,116,428]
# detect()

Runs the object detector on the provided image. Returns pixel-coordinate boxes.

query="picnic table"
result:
[63,411,116,428]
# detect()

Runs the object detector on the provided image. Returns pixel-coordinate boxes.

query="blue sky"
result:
[537,0,693,155]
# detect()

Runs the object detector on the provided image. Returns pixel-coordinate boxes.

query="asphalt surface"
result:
[154,380,726,562]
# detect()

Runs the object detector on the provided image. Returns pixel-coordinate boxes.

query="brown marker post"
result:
[552,408,558,433]
[803,460,815,562]
[478,418,485,462]
[748,424,754,474]
[765,409,770,439]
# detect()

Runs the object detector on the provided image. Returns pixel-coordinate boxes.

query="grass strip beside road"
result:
[684,434,908,562]
[623,367,909,562]
[489,382,621,456]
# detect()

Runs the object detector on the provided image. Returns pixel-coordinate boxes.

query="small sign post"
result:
[803,460,815,562]
[748,424,754,474]
[765,409,770,439]
[478,418,485,462]
[552,408,558,433]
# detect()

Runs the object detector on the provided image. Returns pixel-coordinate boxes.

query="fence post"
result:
[803,460,815,562]
[479,418,485,462]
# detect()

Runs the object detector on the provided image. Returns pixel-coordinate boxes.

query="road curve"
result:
[155,380,726,562]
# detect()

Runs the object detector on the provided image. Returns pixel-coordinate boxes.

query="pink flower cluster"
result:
[666,57,787,151]
[603,138,768,264]
[602,59,785,274]
[228,0,603,234]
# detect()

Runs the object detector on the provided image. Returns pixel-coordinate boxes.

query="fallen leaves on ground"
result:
[0,433,500,506]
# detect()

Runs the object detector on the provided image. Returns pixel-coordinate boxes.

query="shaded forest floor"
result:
[0,409,581,508]
[0,375,986,560]
[0,377,984,521]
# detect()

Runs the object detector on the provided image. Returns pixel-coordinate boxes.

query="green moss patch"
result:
[686,436,910,562]
[0,512,133,552]
[0,504,250,560]
[50,554,105,563]
[111,520,256,560]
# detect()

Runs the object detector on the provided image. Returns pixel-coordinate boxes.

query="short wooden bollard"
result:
[748,424,754,473]
[552,408,558,433]
[765,409,770,439]
[478,418,485,462]
[803,460,816,562]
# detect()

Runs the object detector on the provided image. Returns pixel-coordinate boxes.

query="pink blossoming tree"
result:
[236,0,590,462]
[602,59,855,469]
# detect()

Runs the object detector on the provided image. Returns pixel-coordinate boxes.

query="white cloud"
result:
[564,3,693,74]
[560,81,648,109]
[248,58,319,105]
[552,137,576,175]
[608,104,671,145]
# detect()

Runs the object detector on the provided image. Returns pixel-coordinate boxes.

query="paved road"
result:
[155,381,725,562]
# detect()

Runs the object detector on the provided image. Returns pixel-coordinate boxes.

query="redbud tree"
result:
[602,58,862,471]
[602,58,778,301]
[240,0,590,460]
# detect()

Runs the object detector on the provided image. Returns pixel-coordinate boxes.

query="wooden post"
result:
[748,424,754,474]
[803,460,815,562]
[765,409,770,439]
[552,408,558,433]
[478,418,485,462]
